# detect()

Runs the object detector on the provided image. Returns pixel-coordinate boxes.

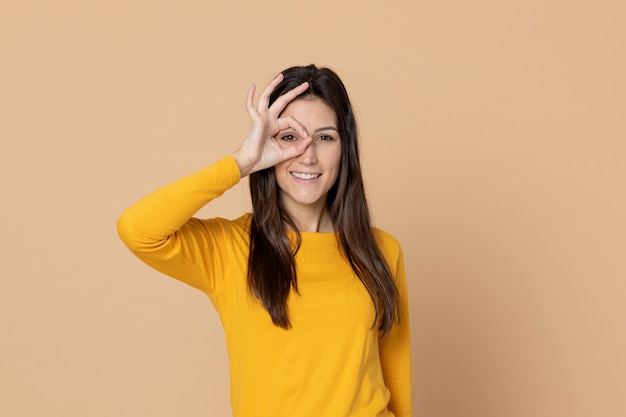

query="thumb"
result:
[284,137,313,159]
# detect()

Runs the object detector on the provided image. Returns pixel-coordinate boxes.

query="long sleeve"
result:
[379,247,413,417]
[117,158,412,417]
[116,156,242,293]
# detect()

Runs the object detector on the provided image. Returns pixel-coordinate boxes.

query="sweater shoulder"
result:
[372,227,401,252]
[206,212,251,227]
[197,212,251,239]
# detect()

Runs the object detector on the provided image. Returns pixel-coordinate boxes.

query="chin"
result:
[284,192,326,207]
[295,197,323,206]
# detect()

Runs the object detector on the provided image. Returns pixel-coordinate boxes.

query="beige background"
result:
[2,1,625,416]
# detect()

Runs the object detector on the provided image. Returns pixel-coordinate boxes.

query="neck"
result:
[283,203,334,233]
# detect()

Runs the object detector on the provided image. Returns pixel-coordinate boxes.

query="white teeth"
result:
[291,172,321,180]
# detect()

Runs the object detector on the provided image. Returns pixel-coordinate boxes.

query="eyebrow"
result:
[279,126,339,135]
[313,126,339,134]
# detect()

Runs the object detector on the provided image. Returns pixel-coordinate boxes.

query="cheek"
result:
[325,151,342,184]
[329,149,342,172]
[273,163,288,183]
[274,157,295,177]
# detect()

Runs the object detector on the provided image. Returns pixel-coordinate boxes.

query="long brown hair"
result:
[247,65,400,335]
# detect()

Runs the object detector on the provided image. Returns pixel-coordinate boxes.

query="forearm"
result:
[379,249,413,417]
[117,156,241,251]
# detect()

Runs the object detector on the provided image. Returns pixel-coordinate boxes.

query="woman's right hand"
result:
[231,73,312,177]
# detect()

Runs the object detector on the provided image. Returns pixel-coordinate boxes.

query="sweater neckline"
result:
[287,229,338,240]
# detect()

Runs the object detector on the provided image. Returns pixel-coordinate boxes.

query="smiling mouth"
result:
[291,172,321,180]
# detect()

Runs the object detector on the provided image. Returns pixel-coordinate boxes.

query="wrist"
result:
[230,150,253,178]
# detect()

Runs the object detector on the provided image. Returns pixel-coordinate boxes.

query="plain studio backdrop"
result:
[1,1,625,416]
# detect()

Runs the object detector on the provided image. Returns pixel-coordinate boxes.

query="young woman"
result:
[117,65,412,417]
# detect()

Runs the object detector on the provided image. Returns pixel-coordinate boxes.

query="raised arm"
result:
[117,73,314,291]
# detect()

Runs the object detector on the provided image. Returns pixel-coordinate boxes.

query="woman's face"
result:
[274,96,342,214]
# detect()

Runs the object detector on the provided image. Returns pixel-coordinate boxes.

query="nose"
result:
[298,140,317,164]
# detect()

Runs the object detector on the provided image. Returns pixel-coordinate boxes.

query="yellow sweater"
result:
[117,156,412,417]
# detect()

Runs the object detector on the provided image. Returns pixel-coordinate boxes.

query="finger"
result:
[283,137,314,160]
[257,73,285,112]
[276,115,309,139]
[268,81,309,116]
[245,83,258,118]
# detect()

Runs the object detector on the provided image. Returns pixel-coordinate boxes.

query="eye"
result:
[280,134,297,142]
[317,135,335,141]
